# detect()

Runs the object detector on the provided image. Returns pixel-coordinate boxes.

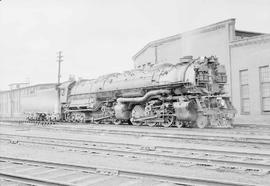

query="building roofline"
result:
[0,83,57,93]
[230,33,270,47]
[235,29,266,35]
[132,18,236,61]
[8,82,29,86]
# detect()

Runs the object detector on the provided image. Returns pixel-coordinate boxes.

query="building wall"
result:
[133,19,270,124]
[230,35,270,123]
[133,47,155,69]
[0,92,11,117]
[0,83,58,120]
[157,38,182,65]
[134,19,236,95]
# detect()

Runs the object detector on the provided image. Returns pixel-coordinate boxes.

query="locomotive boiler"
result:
[60,56,236,128]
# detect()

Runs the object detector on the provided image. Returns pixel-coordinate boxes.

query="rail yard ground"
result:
[0,122,270,186]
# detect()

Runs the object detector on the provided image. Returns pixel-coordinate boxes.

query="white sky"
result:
[0,0,270,90]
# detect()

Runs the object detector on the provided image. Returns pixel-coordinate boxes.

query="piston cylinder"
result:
[114,103,131,120]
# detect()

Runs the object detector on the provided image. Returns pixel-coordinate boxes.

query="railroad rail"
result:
[0,156,257,186]
[1,134,270,175]
[1,119,270,135]
[1,121,270,147]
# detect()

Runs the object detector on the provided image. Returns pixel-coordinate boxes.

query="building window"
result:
[239,69,250,114]
[259,66,270,113]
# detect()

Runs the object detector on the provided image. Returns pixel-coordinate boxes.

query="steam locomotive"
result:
[0,56,236,128]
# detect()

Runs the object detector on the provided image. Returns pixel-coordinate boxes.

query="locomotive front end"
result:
[173,56,236,128]
[173,96,236,128]
[195,96,236,128]
[196,56,236,128]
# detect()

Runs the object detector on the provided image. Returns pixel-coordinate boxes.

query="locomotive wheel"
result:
[175,120,184,128]
[113,119,122,125]
[79,113,85,123]
[70,114,76,123]
[195,115,209,128]
[161,113,175,128]
[130,118,142,126]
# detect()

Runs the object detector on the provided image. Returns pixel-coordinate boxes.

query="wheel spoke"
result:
[161,113,175,128]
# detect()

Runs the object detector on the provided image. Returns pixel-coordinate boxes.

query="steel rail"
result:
[1,133,269,157]
[234,123,270,129]
[1,121,270,145]
[85,128,270,144]
[54,123,270,136]
[0,172,75,186]
[0,156,256,186]
[2,119,270,136]
[2,120,270,143]
[1,134,269,170]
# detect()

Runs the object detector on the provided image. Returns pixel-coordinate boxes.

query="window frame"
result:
[239,69,250,115]
[259,65,270,114]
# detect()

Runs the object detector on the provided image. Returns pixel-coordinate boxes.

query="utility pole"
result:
[57,51,63,84]
[57,51,63,119]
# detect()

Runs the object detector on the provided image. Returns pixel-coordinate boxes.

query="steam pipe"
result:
[117,89,170,103]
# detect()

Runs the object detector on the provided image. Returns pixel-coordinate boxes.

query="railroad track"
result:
[0,156,175,186]
[1,133,270,175]
[1,121,270,148]
[1,119,270,136]
[234,123,270,130]
[56,127,270,145]
[0,156,259,186]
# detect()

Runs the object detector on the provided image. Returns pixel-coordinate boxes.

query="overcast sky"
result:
[0,0,270,90]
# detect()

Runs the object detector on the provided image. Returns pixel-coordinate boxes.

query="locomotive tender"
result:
[0,56,236,128]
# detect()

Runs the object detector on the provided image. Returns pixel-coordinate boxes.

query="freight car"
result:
[0,56,236,128]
